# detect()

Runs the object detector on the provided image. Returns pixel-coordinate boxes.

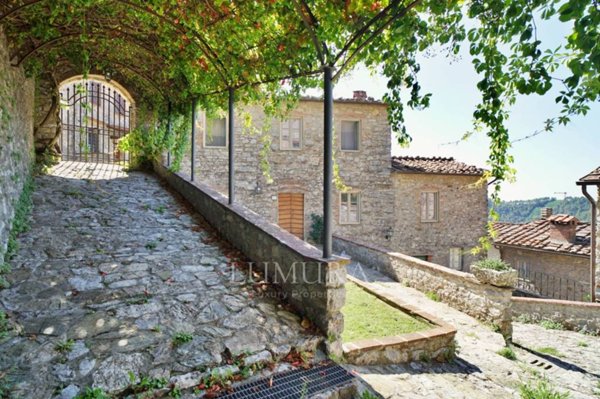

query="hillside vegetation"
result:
[491,197,591,223]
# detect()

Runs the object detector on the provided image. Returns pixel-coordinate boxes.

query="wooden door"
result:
[278,193,304,239]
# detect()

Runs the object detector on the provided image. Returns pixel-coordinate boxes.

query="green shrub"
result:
[172,332,193,347]
[535,347,562,357]
[54,339,75,353]
[118,111,190,172]
[519,378,569,399]
[308,213,324,245]
[539,319,564,330]
[425,291,440,302]
[75,387,110,399]
[473,259,512,271]
[497,346,517,360]
[0,311,10,340]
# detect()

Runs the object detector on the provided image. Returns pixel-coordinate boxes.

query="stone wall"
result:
[155,162,349,353]
[33,74,60,153]
[343,276,457,365]
[180,99,394,247]
[391,173,487,270]
[512,297,600,334]
[333,235,513,337]
[0,29,35,258]
[500,246,590,301]
[596,188,599,293]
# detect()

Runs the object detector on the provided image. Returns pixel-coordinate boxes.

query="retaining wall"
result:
[0,29,35,259]
[333,235,513,337]
[512,297,600,334]
[155,163,349,353]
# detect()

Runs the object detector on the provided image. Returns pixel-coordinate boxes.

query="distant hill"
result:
[491,196,591,223]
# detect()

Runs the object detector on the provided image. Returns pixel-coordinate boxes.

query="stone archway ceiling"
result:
[0,0,416,106]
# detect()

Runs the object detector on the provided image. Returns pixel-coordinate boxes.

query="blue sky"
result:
[318,17,600,201]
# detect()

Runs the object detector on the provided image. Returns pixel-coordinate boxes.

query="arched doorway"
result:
[59,75,135,164]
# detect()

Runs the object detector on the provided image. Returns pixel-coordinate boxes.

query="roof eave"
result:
[391,169,484,177]
[494,242,590,258]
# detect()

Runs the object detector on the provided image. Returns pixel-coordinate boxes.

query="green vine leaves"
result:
[2,0,598,204]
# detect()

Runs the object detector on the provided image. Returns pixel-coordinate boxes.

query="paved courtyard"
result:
[346,263,600,399]
[0,162,321,398]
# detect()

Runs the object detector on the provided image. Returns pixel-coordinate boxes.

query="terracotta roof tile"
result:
[493,218,591,256]
[546,214,579,225]
[577,166,600,185]
[391,156,484,176]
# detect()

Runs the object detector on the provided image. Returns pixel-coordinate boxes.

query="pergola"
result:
[0,0,424,259]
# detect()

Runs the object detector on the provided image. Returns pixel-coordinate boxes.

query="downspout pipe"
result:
[581,184,597,302]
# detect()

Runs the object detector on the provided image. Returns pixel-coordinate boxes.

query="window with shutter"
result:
[420,191,439,222]
[449,247,463,270]
[340,192,361,224]
[341,121,359,151]
[280,118,302,150]
[205,117,227,147]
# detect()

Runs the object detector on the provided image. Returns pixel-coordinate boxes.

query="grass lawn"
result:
[341,282,432,343]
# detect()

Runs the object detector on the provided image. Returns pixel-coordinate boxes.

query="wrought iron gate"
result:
[59,80,133,164]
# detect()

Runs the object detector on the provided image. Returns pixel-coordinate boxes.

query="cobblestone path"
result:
[0,162,320,398]
[346,263,600,399]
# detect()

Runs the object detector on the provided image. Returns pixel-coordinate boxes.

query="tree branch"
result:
[333,0,422,81]
[292,0,325,65]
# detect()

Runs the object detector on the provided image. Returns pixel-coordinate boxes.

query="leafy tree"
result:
[492,196,592,222]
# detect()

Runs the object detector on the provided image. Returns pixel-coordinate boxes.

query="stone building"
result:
[185,92,395,247]
[492,210,591,301]
[184,92,488,269]
[389,156,488,270]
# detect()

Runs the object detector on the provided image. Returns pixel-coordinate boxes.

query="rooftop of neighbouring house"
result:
[493,211,591,256]
[577,166,600,185]
[391,156,485,176]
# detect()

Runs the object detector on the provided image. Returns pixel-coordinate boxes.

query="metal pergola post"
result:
[167,101,172,167]
[323,66,334,259]
[228,87,235,205]
[191,98,197,181]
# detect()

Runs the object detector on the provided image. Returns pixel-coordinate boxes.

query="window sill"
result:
[420,219,439,223]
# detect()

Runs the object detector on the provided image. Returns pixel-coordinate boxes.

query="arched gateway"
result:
[59,75,135,164]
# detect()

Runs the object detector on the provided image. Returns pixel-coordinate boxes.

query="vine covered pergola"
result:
[1,0,598,257]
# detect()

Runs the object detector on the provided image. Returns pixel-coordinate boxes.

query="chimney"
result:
[547,214,579,244]
[353,90,367,101]
[541,207,553,219]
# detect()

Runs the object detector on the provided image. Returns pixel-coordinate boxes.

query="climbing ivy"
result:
[118,108,190,171]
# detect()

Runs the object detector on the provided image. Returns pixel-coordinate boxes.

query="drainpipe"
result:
[581,184,597,302]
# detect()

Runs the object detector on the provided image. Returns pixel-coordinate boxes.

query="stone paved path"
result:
[0,162,320,398]
[346,263,600,399]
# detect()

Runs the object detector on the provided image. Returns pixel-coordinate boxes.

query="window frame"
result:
[279,117,303,151]
[203,114,228,148]
[339,191,361,225]
[340,120,361,152]
[449,247,463,270]
[420,191,439,223]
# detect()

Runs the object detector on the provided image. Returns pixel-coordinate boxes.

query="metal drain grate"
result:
[216,362,356,399]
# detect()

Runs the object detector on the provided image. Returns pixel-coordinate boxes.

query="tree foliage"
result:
[492,196,592,223]
[0,0,598,200]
